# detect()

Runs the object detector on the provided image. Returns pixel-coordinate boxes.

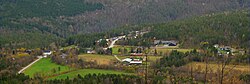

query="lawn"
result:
[23,58,71,78]
[49,69,130,80]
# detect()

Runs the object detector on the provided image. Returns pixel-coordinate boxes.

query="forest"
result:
[66,10,250,49]
[0,0,104,48]
[143,10,250,48]
[0,0,249,48]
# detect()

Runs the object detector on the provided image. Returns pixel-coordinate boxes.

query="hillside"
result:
[0,0,103,48]
[67,10,250,49]
[143,10,250,48]
[0,0,249,48]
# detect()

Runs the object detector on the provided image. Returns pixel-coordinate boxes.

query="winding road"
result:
[106,35,126,62]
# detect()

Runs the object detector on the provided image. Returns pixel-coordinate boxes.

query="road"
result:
[105,31,149,62]
[108,35,125,48]
[18,57,42,74]
[105,35,126,62]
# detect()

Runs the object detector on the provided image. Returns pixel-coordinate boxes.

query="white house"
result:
[87,50,96,54]
[43,50,52,57]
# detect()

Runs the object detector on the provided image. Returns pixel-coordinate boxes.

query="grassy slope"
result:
[49,69,129,80]
[23,58,71,78]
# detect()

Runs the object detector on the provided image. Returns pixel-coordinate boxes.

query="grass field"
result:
[23,58,71,78]
[49,69,130,80]
[24,57,133,80]
[147,56,162,62]
[78,54,118,65]
[155,48,194,55]
[78,54,135,64]
[112,46,132,55]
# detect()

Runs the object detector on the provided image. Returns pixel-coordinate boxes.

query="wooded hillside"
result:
[0,0,249,48]
[143,10,250,48]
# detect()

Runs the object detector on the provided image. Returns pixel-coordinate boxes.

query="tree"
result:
[154,48,158,56]
[216,53,236,84]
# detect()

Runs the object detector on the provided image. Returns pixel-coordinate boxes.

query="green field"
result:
[24,57,133,80]
[155,48,194,55]
[112,46,132,55]
[147,56,162,62]
[23,58,71,78]
[49,69,130,80]
[78,54,133,64]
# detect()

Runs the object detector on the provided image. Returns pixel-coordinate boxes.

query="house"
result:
[60,53,68,59]
[130,53,144,56]
[43,50,52,57]
[213,44,219,48]
[154,40,178,46]
[122,58,142,65]
[215,45,232,55]
[24,49,32,54]
[154,40,161,45]
[219,46,231,52]
[87,50,96,54]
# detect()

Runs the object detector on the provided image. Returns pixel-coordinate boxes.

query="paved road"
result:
[114,55,122,62]
[18,57,42,74]
[105,35,126,62]
[108,35,125,48]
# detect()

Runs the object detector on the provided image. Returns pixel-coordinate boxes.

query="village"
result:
[27,30,246,66]
[1,0,250,83]
[1,29,249,84]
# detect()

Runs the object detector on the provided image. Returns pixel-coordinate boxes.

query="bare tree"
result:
[217,53,236,84]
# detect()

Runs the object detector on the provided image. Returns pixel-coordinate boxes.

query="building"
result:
[87,50,96,54]
[43,50,52,57]
[122,58,142,65]
[60,53,68,59]
[154,40,178,46]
